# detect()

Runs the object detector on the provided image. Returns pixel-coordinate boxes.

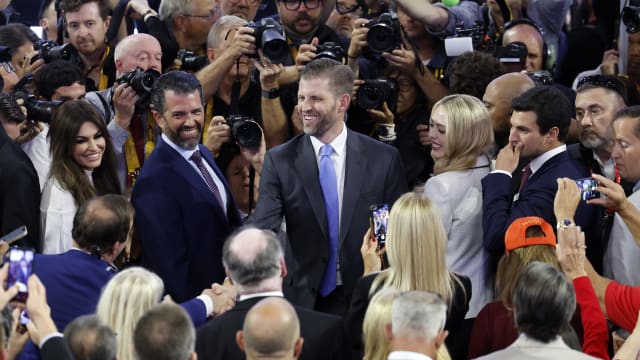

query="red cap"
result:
[504,216,556,253]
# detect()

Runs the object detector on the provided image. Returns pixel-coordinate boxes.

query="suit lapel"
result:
[157,139,227,220]
[340,130,366,249]
[294,136,330,241]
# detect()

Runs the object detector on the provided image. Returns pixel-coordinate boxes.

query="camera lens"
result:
[367,25,396,53]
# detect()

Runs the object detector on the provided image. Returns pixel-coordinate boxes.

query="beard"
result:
[164,122,203,150]
[580,130,607,150]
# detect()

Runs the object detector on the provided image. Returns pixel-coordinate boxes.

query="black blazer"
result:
[40,336,73,360]
[195,296,345,360]
[344,272,471,360]
[251,130,408,309]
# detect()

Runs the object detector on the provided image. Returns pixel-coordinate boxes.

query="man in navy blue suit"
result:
[132,71,243,303]
[482,86,597,254]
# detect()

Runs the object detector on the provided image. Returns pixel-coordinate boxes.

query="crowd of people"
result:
[1,0,640,359]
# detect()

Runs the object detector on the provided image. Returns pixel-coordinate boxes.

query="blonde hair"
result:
[96,267,164,360]
[495,245,560,309]
[371,192,460,306]
[363,287,451,360]
[431,94,494,175]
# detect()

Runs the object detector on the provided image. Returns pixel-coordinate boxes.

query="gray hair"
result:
[391,290,447,341]
[513,261,576,343]
[158,0,191,28]
[207,15,248,50]
[222,226,283,288]
[64,315,117,360]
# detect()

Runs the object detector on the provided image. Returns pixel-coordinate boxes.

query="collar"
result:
[161,133,199,162]
[387,351,433,360]
[515,333,567,348]
[239,291,284,301]
[309,124,347,159]
[633,181,640,193]
[529,144,566,175]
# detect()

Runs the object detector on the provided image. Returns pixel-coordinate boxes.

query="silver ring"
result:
[576,243,587,249]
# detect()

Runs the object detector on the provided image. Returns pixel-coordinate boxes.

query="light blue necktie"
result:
[319,144,339,297]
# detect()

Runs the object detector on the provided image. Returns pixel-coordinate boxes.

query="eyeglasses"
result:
[577,75,627,99]
[335,1,362,15]
[183,10,217,21]
[282,0,321,11]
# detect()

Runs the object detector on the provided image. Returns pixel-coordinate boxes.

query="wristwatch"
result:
[556,218,575,230]
[261,87,280,99]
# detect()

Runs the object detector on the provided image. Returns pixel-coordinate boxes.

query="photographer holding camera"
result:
[0,23,45,80]
[202,16,289,153]
[85,33,162,189]
[59,0,117,91]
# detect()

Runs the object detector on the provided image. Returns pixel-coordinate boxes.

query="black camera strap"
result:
[230,60,241,115]
[248,166,255,216]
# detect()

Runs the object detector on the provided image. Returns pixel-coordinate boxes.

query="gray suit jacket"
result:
[473,336,598,360]
[251,129,407,308]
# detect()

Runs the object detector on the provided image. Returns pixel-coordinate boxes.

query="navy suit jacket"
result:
[251,130,408,308]
[132,138,242,303]
[482,150,599,254]
[195,295,345,360]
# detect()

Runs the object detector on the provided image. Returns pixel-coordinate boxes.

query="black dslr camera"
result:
[315,42,345,62]
[10,75,61,124]
[246,18,289,64]
[116,67,160,96]
[356,78,397,113]
[494,41,527,72]
[227,115,263,148]
[365,13,401,54]
[176,49,209,72]
[31,40,84,69]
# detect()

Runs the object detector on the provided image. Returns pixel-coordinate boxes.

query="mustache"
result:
[295,13,312,22]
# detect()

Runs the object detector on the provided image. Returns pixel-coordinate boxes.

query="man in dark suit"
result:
[483,86,596,254]
[132,70,243,303]
[251,58,407,314]
[568,74,632,273]
[0,123,41,250]
[195,227,344,360]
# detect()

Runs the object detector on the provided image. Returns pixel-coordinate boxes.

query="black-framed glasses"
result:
[183,9,217,21]
[336,1,362,15]
[577,74,628,103]
[282,0,321,11]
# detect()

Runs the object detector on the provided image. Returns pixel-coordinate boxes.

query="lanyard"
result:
[125,112,156,187]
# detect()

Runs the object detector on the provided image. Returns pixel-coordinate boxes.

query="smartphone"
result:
[370,204,389,247]
[6,247,34,302]
[0,226,28,246]
[576,178,599,201]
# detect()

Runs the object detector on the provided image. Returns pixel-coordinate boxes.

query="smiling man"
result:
[251,58,407,315]
[131,71,243,302]
[482,86,597,255]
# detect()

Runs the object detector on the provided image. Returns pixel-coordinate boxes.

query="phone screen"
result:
[576,178,599,201]
[370,204,389,247]
[7,248,34,302]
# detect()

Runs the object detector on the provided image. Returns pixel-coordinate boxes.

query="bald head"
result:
[502,24,544,72]
[238,297,302,359]
[114,33,162,76]
[222,227,284,293]
[483,73,535,146]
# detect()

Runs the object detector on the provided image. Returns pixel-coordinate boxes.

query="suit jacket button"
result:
[322,257,327,263]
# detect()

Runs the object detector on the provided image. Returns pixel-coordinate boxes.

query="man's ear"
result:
[279,257,287,278]
[152,110,164,129]
[293,337,304,359]
[546,126,560,142]
[236,330,246,352]
[434,330,448,350]
[207,48,216,62]
[174,15,187,33]
[384,323,393,342]
[103,16,111,33]
[338,93,351,113]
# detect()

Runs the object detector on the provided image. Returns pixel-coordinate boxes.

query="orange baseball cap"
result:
[504,216,556,253]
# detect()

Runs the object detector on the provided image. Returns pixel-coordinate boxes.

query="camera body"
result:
[32,40,84,69]
[10,75,61,124]
[365,13,402,54]
[356,78,397,113]
[116,67,160,96]
[315,42,345,63]
[227,115,263,148]
[494,41,527,68]
[176,49,210,72]
[529,70,554,85]
[623,6,640,33]
[246,18,289,64]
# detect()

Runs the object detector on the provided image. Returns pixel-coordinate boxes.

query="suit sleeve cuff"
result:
[40,332,64,349]
[490,170,513,178]
[197,294,214,316]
